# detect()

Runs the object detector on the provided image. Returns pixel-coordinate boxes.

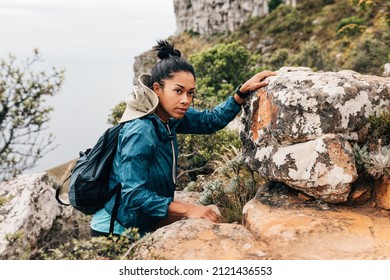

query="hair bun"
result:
[153,40,181,60]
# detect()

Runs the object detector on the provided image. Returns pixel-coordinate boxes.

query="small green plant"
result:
[0,195,13,207]
[5,230,24,245]
[269,0,283,11]
[189,41,259,108]
[337,16,366,37]
[353,144,390,178]
[177,128,241,187]
[35,228,141,260]
[107,101,126,125]
[291,40,326,71]
[349,0,390,27]
[343,35,390,75]
[369,111,390,144]
[4,230,32,259]
[352,110,390,179]
[266,5,304,34]
[199,180,225,205]
[265,48,290,70]
[199,154,262,223]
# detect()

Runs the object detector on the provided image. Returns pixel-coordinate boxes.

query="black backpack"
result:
[55,123,125,234]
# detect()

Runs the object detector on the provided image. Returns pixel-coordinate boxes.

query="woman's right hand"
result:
[185,204,220,223]
[168,200,220,223]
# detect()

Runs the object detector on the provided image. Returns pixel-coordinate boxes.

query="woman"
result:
[90,40,276,237]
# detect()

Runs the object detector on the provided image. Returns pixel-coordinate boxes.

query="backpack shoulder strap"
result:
[109,183,122,235]
[55,174,71,206]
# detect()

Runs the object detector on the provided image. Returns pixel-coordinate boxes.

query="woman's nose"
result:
[180,94,190,105]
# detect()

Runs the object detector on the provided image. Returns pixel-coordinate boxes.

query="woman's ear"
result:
[153,82,162,96]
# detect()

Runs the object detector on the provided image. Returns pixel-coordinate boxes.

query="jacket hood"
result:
[119,74,159,123]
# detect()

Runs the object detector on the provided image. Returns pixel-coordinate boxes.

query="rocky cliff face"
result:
[173,0,297,35]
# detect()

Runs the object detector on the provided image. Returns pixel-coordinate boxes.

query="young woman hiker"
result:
[90,40,276,237]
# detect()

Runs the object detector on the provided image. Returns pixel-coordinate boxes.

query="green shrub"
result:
[189,41,259,108]
[107,101,126,125]
[0,195,12,207]
[350,0,390,27]
[35,228,141,260]
[337,16,366,37]
[265,5,304,34]
[265,48,290,70]
[369,111,390,144]
[177,128,241,187]
[199,155,263,223]
[353,144,390,178]
[268,0,283,11]
[343,35,389,75]
[291,40,326,71]
[353,111,390,179]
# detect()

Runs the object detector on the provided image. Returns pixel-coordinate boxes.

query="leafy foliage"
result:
[263,48,290,70]
[343,33,390,75]
[353,144,390,178]
[350,0,390,26]
[337,16,366,36]
[369,111,390,144]
[266,5,305,34]
[268,0,283,11]
[35,228,141,260]
[0,50,64,180]
[108,101,126,125]
[291,40,326,71]
[199,154,264,223]
[224,0,389,74]
[188,41,259,108]
[353,111,390,179]
[177,128,242,188]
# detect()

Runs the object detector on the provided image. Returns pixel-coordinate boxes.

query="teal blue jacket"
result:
[97,96,241,232]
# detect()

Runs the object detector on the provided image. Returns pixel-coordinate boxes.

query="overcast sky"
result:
[0,0,176,172]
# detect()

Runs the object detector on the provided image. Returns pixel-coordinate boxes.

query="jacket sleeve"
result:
[176,96,242,134]
[117,121,172,218]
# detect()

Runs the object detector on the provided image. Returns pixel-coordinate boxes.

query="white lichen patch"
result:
[271,140,319,180]
[301,112,322,136]
[315,137,327,153]
[255,146,273,161]
[272,149,288,168]
[322,85,345,102]
[277,89,300,106]
[320,165,354,189]
[334,91,370,128]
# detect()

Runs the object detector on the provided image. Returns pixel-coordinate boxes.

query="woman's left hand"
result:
[240,70,276,93]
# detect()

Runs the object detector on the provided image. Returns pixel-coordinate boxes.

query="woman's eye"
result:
[175,89,182,94]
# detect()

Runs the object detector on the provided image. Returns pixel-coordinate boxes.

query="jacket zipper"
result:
[165,125,177,185]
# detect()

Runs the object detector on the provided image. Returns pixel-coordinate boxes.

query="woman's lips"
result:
[176,108,188,113]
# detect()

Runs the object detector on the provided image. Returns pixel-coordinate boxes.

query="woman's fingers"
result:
[241,70,277,92]
[187,205,221,223]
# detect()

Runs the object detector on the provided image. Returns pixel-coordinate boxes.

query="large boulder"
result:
[0,173,77,259]
[132,219,268,260]
[131,184,390,260]
[240,67,390,203]
[243,182,390,260]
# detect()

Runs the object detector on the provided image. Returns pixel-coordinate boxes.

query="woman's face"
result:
[153,71,195,122]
